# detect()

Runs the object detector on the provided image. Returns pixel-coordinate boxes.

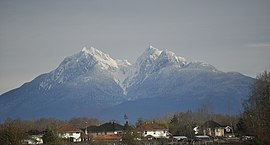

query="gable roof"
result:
[87,122,124,132]
[137,123,167,131]
[58,124,82,133]
[201,120,222,128]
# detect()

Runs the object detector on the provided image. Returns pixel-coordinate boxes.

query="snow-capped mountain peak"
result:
[136,46,162,64]
[81,46,118,69]
[0,45,254,122]
[81,46,95,54]
[158,49,186,65]
[40,46,217,92]
[135,46,187,74]
[148,45,159,52]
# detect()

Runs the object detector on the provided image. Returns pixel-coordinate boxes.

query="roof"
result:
[137,123,167,131]
[58,124,82,133]
[201,120,222,128]
[87,122,124,132]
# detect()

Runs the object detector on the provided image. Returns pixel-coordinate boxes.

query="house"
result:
[201,120,224,137]
[24,135,43,144]
[24,130,44,144]
[136,123,171,139]
[58,124,84,142]
[201,120,234,137]
[87,121,124,138]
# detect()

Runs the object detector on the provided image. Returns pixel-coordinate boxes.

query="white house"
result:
[24,135,43,144]
[137,123,171,139]
[58,124,83,142]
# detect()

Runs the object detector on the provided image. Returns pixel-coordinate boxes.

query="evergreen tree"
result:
[42,129,66,145]
[122,122,139,145]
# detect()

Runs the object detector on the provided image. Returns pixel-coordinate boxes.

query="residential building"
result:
[24,135,43,144]
[58,124,84,142]
[201,120,233,137]
[87,121,124,137]
[137,123,171,139]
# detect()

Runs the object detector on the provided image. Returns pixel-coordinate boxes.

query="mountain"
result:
[0,46,254,122]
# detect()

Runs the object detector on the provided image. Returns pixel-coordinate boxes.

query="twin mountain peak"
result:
[39,46,217,94]
[0,45,254,121]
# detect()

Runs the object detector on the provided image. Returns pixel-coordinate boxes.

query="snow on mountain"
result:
[150,48,186,72]
[81,46,118,69]
[127,46,187,90]
[184,61,219,72]
[0,45,254,122]
[39,46,131,92]
[134,45,186,74]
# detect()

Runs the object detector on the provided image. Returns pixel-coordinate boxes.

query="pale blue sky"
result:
[0,0,270,94]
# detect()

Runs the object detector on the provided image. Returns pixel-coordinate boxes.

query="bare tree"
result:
[242,71,270,144]
[0,120,26,145]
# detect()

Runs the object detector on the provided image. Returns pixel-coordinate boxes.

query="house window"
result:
[69,133,73,136]
[153,131,156,134]
[144,131,147,135]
